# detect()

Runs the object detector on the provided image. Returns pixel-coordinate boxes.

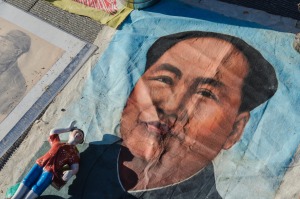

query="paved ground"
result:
[5,0,103,43]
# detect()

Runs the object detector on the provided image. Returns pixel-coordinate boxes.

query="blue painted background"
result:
[58,1,300,198]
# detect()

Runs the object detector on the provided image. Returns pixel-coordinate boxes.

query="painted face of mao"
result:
[120,37,250,168]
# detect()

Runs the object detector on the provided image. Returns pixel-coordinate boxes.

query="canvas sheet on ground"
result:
[56,1,300,198]
[0,1,97,157]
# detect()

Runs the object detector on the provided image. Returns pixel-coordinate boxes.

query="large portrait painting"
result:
[61,30,280,199]
[50,2,300,197]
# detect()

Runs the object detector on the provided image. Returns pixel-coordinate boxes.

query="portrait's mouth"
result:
[140,121,172,136]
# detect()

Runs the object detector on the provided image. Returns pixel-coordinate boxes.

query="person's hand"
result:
[68,120,77,131]
[62,170,73,181]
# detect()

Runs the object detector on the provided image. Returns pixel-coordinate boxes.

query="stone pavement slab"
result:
[5,0,104,43]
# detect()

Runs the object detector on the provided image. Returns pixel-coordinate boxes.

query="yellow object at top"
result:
[47,0,133,28]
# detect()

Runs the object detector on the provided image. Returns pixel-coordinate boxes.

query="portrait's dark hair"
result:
[145,31,278,112]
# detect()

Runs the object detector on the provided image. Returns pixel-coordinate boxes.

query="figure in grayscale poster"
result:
[0,30,31,119]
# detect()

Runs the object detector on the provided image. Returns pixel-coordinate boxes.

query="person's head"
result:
[68,128,85,145]
[0,30,31,71]
[120,31,277,169]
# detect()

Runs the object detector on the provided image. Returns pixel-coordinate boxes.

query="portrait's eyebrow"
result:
[154,63,182,79]
[193,77,225,88]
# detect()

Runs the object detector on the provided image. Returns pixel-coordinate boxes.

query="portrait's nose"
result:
[155,89,188,126]
[156,107,177,127]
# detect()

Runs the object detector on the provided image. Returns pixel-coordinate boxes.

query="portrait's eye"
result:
[196,89,218,101]
[150,76,174,85]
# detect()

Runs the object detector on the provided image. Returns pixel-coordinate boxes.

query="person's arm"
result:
[50,121,76,135]
[62,163,79,181]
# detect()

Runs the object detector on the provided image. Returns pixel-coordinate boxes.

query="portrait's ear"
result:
[223,112,250,150]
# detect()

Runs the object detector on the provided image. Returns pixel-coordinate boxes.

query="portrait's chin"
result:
[130,145,157,162]
[120,128,163,162]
